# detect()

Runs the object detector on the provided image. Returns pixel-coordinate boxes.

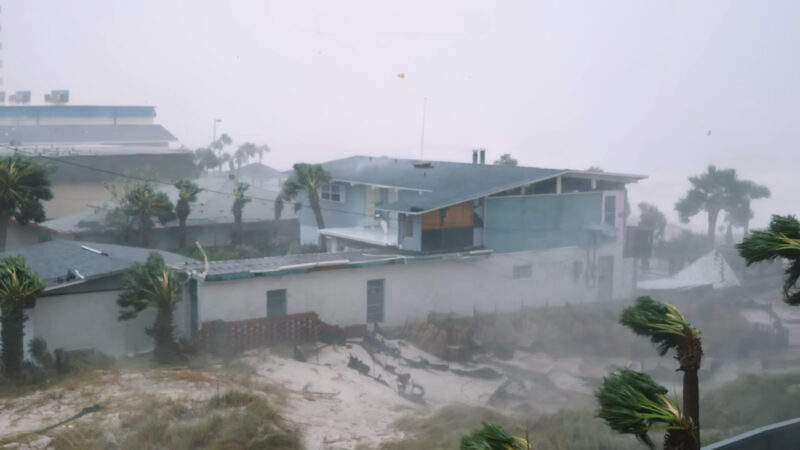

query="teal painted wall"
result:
[485,193,603,252]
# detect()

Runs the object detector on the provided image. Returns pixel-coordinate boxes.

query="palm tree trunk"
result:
[664,429,695,450]
[309,193,326,250]
[153,303,176,364]
[707,210,718,245]
[140,217,149,248]
[0,209,10,252]
[178,217,187,251]
[679,337,703,450]
[0,306,25,377]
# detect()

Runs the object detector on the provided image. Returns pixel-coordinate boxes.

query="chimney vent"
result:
[472,149,478,164]
[479,149,486,165]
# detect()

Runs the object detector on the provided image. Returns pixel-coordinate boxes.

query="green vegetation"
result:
[49,391,301,450]
[231,182,251,246]
[596,369,691,449]
[493,154,518,166]
[174,179,201,251]
[616,297,702,449]
[738,214,800,305]
[384,405,640,450]
[0,154,53,252]
[117,253,184,364]
[109,182,175,247]
[278,163,332,247]
[460,422,530,450]
[0,256,45,378]
[675,165,769,243]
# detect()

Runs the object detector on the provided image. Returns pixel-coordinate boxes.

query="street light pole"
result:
[212,119,222,144]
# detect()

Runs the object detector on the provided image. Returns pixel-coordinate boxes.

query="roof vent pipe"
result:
[479,149,486,165]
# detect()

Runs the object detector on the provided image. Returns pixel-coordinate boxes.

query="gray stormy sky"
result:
[4,0,799,231]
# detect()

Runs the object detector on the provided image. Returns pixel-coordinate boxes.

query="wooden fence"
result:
[197,312,367,352]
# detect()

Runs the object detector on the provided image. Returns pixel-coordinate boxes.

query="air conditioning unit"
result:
[9,90,31,104]
[44,90,69,104]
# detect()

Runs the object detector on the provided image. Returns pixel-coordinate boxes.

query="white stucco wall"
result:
[23,290,190,358]
[198,244,636,329]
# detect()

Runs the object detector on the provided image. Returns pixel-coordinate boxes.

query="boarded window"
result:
[604,195,617,226]
[267,289,287,317]
[512,264,532,279]
[367,279,385,323]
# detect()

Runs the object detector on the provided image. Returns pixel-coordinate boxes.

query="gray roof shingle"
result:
[0,240,196,288]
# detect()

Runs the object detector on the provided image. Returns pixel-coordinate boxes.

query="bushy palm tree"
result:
[118,252,183,364]
[194,148,219,174]
[620,297,702,448]
[0,154,54,251]
[174,180,201,251]
[737,215,800,305]
[119,183,175,248]
[278,163,331,247]
[460,423,530,450]
[232,182,251,245]
[0,255,45,377]
[596,368,694,449]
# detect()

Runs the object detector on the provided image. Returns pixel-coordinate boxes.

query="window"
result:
[604,195,617,226]
[366,279,385,323]
[267,289,287,317]
[403,214,414,238]
[321,182,344,202]
[512,264,532,279]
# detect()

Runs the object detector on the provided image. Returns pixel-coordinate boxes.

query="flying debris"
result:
[706,129,712,136]
[396,73,405,79]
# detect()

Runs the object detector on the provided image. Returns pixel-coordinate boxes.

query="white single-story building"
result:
[180,242,635,332]
[0,240,196,357]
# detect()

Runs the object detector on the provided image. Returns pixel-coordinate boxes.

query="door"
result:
[366,279,385,323]
[267,289,287,317]
[598,256,614,301]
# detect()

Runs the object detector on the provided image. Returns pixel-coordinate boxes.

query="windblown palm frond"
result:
[460,423,530,450]
[595,368,689,449]
[620,296,699,356]
[738,215,800,305]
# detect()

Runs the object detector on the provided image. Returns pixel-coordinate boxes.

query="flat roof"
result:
[0,124,177,145]
[0,105,156,118]
[178,248,493,281]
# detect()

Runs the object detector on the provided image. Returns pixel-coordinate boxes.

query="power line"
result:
[8,147,380,220]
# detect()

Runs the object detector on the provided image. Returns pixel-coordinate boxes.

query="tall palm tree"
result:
[119,183,175,248]
[118,252,183,364]
[0,154,54,252]
[232,182,251,245]
[738,214,800,305]
[0,255,45,377]
[174,180,201,251]
[596,368,694,449]
[278,163,331,247]
[620,297,702,449]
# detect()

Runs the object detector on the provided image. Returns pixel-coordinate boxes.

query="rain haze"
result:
[5,0,799,229]
[2,2,800,449]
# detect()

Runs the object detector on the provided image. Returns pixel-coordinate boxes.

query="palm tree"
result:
[194,148,219,174]
[460,423,530,450]
[278,163,331,247]
[119,183,175,248]
[675,166,769,244]
[0,255,45,377]
[118,252,183,364]
[737,215,800,305]
[596,368,694,449]
[0,154,54,251]
[620,297,702,449]
[232,182,251,245]
[492,153,518,166]
[174,180,201,251]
